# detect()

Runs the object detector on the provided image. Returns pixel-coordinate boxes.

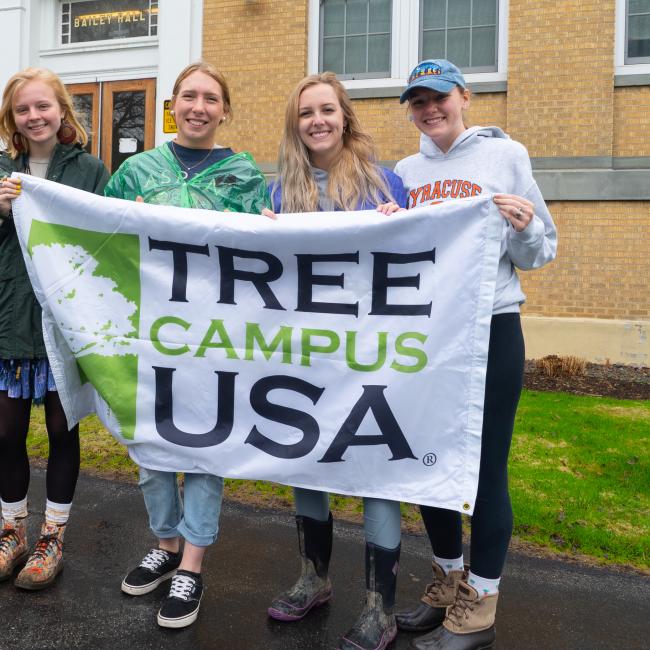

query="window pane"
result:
[67,0,153,44]
[111,90,145,174]
[473,0,497,25]
[72,93,94,153]
[345,35,367,73]
[323,37,345,73]
[448,0,471,28]
[323,0,345,37]
[422,0,446,29]
[346,0,368,35]
[471,26,496,66]
[629,0,650,14]
[422,29,446,59]
[447,27,470,66]
[628,14,650,57]
[368,33,390,72]
[369,0,391,32]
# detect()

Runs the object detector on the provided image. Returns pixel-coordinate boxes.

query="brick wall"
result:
[613,87,650,157]
[521,202,650,319]
[203,0,308,163]
[506,0,616,157]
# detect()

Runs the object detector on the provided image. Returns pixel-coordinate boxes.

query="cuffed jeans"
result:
[138,467,223,547]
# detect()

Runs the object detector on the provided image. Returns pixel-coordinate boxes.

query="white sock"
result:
[45,500,72,525]
[467,571,500,597]
[1,498,28,524]
[434,554,464,575]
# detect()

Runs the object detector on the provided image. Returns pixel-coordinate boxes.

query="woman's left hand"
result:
[376,202,405,215]
[493,194,534,232]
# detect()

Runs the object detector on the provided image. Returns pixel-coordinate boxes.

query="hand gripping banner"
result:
[13,174,503,513]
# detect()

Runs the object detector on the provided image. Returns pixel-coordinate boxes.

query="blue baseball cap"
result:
[400,59,466,103]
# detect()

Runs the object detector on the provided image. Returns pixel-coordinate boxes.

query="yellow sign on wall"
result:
[163,100,177,134]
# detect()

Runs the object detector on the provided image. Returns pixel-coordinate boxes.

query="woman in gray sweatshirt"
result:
[392,59,557,650]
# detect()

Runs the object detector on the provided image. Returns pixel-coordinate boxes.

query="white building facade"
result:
[0,0,203,172]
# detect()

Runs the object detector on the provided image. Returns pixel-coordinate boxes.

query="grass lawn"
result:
[26,390,649,571]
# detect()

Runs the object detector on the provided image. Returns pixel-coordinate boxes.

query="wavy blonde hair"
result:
[273,72,393,213]
[0,67,88,158]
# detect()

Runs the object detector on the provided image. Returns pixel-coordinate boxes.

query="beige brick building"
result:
[203,0,650,366]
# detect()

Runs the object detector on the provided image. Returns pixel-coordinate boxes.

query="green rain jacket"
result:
[0,144,109,359]
[104,143,270,213]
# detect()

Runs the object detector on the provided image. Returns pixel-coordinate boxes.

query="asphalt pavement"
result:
[0,468,648,649]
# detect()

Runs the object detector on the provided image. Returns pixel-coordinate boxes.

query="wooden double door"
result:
[67,79,156,174]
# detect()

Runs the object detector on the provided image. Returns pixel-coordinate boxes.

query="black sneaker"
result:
[121,548,181,596]
[157,570,203,629]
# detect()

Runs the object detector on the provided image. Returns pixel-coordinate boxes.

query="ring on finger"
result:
[516,206,525,217]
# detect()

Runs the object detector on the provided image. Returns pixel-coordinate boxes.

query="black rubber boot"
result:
[338,542,400,650]
[267,514,333,621]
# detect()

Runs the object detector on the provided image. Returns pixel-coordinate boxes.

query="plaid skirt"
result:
[0,358,57,404]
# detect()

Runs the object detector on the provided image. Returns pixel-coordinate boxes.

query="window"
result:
[320,0,392,78]
[310,0,508,93]
[420,0,498,72]
[60,0,158,46]
[626,0,650,63]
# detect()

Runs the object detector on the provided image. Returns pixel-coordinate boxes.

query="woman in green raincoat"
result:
[105,61,270,630]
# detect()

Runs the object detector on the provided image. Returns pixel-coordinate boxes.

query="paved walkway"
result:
[1,469,648,649]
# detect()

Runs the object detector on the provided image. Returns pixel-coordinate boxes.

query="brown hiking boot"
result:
[396,560,465,632]
[410,581,497,649]
[0,518,28,581]
[14,521,65,590]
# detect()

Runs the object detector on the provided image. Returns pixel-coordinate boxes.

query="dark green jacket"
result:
[0,144,109,359]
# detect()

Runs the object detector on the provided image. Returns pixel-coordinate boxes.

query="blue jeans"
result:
[294,487,401,550]
[138,467,224,547]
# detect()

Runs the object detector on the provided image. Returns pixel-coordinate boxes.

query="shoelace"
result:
[0,529,19,553]
[139,548,171,571]
[168,574,196,601]
[424,576,446,598]
[31,534,61,562]
[446,588,477,626]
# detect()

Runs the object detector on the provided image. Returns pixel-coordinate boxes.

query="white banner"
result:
[13,174,503,513]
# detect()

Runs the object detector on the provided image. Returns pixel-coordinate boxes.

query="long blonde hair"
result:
[0,67,88,158]
[274,72,393,212]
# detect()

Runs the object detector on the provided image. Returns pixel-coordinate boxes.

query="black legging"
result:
[0,390,80,505]
[420,313,525,579]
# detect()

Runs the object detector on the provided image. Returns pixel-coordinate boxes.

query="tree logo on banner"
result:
[28,222,140,439]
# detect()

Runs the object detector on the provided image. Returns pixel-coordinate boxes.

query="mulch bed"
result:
[524,360,650,401]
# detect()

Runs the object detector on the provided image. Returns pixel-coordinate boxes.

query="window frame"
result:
[308,0,509,94]
[615,0,650,78]
[419,0,500,73]
[319,0,393,80]
[58,0,159,49]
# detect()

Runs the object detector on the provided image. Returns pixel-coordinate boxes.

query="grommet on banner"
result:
[463,503,471,511]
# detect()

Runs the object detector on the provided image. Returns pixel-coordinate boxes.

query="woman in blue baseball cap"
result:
[390,59,557,650]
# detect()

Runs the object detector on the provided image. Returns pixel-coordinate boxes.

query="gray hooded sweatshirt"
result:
[394,126,557,314]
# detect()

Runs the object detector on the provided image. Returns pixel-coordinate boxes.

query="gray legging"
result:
[295,487,401,550]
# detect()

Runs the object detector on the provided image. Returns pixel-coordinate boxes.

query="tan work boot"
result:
[410,580,497,649]
[396,560,465,632]
[14,521,65,590]
[0,518,28,581]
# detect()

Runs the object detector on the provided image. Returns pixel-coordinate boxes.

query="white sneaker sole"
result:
[157,600,201,629]
[121,568,177,596]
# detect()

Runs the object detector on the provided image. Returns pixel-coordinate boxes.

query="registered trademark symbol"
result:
[423,453,437,467]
